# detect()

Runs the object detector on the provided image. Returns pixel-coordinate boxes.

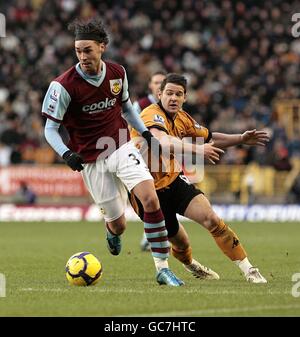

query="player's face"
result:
[149,74,166,100]
[75,40,106,75]
[159,83,186,116]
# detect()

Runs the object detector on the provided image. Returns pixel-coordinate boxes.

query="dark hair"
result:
[68,17,109,45]
[160,73,187,93]
[150,70,167,80]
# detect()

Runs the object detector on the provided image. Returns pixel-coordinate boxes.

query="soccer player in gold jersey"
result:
[130,73,269,283]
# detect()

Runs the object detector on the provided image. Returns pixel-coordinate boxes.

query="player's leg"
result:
[105,217,125,256]
[128,192,151,252]
[129,176,218,282]
[157,180,219,280]
[81,162,127,256]
[140,232,151,252]
[132,180,184,286]
[184,194,267,283]
[100,193,127,256]
[169,223,219,280]
[168,222,192,265]
[127,190,150,251]
[116,142,183,286]
[157,181,219,280]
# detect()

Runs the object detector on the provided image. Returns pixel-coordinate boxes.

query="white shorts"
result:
[81,141,153,222]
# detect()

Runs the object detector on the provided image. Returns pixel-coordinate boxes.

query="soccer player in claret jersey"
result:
[41,17,183,286]
[131,73,269,283]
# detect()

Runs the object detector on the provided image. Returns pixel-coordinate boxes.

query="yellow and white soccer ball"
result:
[65,252,103,286]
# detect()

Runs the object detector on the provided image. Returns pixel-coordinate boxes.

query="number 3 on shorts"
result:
[128,153,140,165]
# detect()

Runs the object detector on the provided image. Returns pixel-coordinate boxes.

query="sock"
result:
[153,257,168,272]
[210,219,247,261]
[171,246,192,265]
[143,209,170,270]
[234,257,253,275]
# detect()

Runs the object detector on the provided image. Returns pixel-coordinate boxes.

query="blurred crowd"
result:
[0,0,300,170]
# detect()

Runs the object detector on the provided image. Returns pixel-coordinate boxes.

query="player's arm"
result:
[212,129,270,149]
[120,68,156,146]
[44,119,69,157]
[123,99,157,146]
[42,81,83,171]
[132,100,142,114]
[122,99,148,135]
[150,127,224,165]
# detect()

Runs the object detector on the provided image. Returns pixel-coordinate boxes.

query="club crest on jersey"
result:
[110,79,122,95]
[153,114,165,124]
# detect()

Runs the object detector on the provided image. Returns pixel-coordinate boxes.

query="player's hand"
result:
[142,130,162,155]
[204,142,224,164]
[62,150,84,172]
[241,129,270,146]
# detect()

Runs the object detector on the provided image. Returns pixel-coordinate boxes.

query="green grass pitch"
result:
[0,220,299,317]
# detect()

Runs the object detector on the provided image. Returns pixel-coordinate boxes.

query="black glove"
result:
[62,150,84,172]
[142,130,157,147]
[142,130,162,155]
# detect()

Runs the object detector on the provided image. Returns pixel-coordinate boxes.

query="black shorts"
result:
[131,174,203,238]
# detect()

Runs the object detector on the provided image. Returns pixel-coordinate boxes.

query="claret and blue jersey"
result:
[42,61,130,162]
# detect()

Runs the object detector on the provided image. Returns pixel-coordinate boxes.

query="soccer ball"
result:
[65,252,103,286]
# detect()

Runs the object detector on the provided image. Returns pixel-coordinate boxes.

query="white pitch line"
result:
[19,287,291,295]
[16,288,300,316]
[128,304,300,317]
[20,288,69,293]
[18,287,149,293]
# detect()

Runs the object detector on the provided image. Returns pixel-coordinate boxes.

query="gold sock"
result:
[171,246,192,265]
[210,220,247,261]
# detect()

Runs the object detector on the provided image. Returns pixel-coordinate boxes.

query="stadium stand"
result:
[0,0,299,204]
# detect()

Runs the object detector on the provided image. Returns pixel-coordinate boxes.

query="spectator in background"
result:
[133,71,166,114]
[270,139,292,171]
[14,181,37,205]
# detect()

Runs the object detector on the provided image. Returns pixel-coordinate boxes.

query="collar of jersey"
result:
[157,101,178,124]
[75,61,107,87]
